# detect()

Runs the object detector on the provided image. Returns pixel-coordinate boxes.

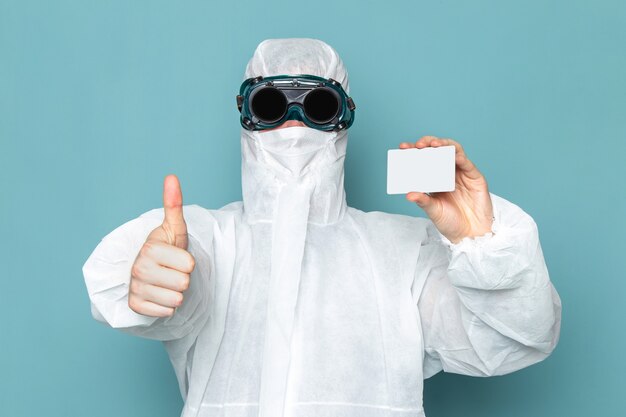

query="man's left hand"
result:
[400,136,494,244]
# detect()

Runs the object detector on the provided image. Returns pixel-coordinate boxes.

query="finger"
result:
[139,283,185,308]
[129,298,175,318]
[406,191,438,217]
[163,174,186,228]
[139,241,196,273]
[431,138,478,175]
[399,142,416,149]
[142,264,190,292]
[415,136,439,148]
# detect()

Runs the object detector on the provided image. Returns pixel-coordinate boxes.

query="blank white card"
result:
[387,146,456,194]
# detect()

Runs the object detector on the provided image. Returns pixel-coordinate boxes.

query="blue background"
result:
[1,0,624,416]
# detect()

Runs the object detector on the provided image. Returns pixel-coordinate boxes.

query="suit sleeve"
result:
[416,192,562,378]
[82,207,213,341]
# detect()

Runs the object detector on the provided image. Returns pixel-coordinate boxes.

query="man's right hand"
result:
[129,175,196,318]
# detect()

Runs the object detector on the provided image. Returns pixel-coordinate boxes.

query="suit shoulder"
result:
[142,203,241,239]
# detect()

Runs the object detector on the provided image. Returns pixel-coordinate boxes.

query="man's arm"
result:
[82,210,213,341]
[416,193,562,377]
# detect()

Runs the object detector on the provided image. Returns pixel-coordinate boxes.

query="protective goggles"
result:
[236,74,356,131]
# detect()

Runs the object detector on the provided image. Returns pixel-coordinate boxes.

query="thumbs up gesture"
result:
[128,175,196,318]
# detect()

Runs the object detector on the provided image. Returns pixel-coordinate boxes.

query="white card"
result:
[387,146,456,194]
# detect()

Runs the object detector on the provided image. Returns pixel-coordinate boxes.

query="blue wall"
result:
[1,1,624,416]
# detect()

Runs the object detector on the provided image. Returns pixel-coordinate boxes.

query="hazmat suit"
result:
[83,38,562,417]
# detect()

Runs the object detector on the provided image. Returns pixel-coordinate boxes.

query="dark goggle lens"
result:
[303,88,340,124]
[250,87,287,123]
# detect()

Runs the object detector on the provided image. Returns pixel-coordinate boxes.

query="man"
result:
[83,38,561,417]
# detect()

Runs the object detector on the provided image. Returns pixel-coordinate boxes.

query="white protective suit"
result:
[83,38,562,417]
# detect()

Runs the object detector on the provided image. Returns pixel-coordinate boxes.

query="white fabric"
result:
[83,38,562,417]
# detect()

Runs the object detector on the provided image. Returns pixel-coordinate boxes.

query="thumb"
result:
[406,192,438,217]
[162,175,188,246]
